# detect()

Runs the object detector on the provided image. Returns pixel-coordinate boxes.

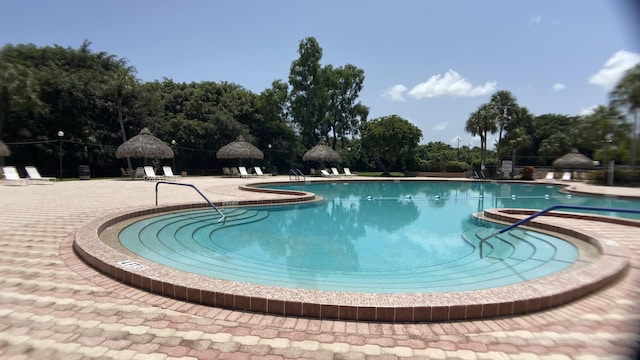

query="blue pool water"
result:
[119,181,639,293]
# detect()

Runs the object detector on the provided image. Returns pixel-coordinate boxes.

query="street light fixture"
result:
[171,139,177,170]
[57,130,64,179]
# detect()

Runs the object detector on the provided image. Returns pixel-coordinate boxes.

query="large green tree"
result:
[610,63,640,173]
[361,115,422,175]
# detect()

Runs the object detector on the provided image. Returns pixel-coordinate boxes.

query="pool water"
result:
[119,181,638,293]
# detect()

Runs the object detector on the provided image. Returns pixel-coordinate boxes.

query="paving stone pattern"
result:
[0,177,639,359]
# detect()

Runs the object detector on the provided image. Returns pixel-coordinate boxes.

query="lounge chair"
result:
[544,172,555,180]
[162,166,181,181]
[1,166,27,185]
[231,167,240,177]
[343,168,356,177]
[238,166,253,178]
[222,167,233,177]
[25,166,55,184]
[121,167,134,177]
[561,172,572,181]
[254,166,270,177]
[143,166,165,181]
[320,169,333,177]
[331,167,341,177]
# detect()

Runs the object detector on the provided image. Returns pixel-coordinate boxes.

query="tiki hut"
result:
[553,148,595,180]
[302,140,341,163]
[216,136,264,165]
[115,127,174,160]
[0,140,10,157]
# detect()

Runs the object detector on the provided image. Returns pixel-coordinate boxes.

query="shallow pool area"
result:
[118,181,588,293]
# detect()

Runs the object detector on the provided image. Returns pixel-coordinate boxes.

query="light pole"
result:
[268,144,272,168]
[457,137,461,160]
[57,130,64,179]
[171,139,177,170]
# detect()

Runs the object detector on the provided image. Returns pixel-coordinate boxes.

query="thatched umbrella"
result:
[115,127,174,160]
[0,140,10,157]
[216,135,264,164]
[553,148,595,180]
[302,139,341,163]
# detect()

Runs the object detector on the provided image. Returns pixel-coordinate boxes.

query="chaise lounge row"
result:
[319,167,356,177]
[1,166,55,185]
[222,166,271,178]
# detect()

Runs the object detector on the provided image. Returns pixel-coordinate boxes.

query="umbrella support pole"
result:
[155,181,225,223]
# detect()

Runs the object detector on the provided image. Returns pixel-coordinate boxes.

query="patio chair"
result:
[143,166,165,181]
[254,166,270,177]
[25,166,55,184]
[561,172,572,181]
[231,167,240,177]
[331,167,341,177]
[1,166,27,185]
[544,172,555,180]
[121,168,134,177]
[162,166,181,181]
[320,169,333,177]
[238,166,253,178]
[222,167,233,177]
[343,168,356,177]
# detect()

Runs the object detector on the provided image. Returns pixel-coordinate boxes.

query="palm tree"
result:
[609,64,640,177]
[489,90,520,162]
[112,65,137,171]
[465,103,498,172]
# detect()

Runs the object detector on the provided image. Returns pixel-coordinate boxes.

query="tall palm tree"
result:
[112,65,137,171]
[489,90,519,162]
[609,64,640,176]
[465,103,498,171]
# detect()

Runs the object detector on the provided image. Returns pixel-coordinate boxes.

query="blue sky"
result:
[2,0,639,147]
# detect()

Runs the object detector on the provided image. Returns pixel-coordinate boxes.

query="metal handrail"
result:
[289,169,305,181]
[155,181,225,223]
[479,205,640,257]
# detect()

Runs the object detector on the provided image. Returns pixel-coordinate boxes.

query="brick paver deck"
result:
[1,176,638,359]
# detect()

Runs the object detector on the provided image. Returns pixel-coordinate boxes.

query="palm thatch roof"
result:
[115,127,174,159]
[553,148,595,169]
[0,140,10,157]
[302,140,341,163]
[216,135,264,160]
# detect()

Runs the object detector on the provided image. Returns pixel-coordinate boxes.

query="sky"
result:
[2,0,640,148]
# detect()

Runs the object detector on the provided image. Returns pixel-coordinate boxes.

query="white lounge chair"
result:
[254,166,270,177]
[561,172,571,181]
[331,167,341,177]
[1,166,27,185]
[320,169,333,177]
[222,167,233,177]
[343,168,356,177]
[238,166,253,178]
[25,166,55,184]
[162,166,181,181]
[143,166,164,181]
[544,172,554,180]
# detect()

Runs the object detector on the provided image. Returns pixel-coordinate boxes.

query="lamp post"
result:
[268,144,272,168]
[457,137,461,160]
[171,139,177,170]
[604,133,613,186]
[57,130,64,179]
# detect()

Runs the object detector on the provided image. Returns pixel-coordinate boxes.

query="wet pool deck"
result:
[1,175,639,359]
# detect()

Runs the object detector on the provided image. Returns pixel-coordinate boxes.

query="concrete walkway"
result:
[0,176,639,359]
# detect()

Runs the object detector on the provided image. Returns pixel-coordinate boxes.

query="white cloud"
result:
[432,122,447,131]
[552,83,565,91]
[528,15,542,26]
[578,105,598,116]
[588,50,640,90]
[407,70,497,99]
[382,84,408,102]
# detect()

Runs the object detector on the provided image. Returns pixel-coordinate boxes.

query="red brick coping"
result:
[73,184,633,322]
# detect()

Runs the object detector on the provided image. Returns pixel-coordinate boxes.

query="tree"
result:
[465,103,497,171]
[489,90,520,160]
[0,59,42,139]
[325,63,368,148]
[501,107,533,177]
[361,115,422,175]
[112,65,138,170]
[610,63,640,175]
[288,37,327,148]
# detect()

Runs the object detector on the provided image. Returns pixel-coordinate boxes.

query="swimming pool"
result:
[118,181,636,293]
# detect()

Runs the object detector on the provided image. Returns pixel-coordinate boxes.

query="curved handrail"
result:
[479,205,640,257]
[155,181,225,223]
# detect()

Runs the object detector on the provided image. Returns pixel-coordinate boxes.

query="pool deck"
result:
[1,175,639,359]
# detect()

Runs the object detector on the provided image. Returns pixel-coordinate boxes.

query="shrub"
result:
[444,161,469,172]
[520,166,534,180]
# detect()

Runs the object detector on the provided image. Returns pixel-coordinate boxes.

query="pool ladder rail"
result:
[155,181,226,224]
[289,168,306,181]
[479,204,640,257]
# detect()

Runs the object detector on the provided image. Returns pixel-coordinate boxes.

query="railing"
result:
[479,204,640,257]
[155,181,225,223]
[289,169,305,181]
